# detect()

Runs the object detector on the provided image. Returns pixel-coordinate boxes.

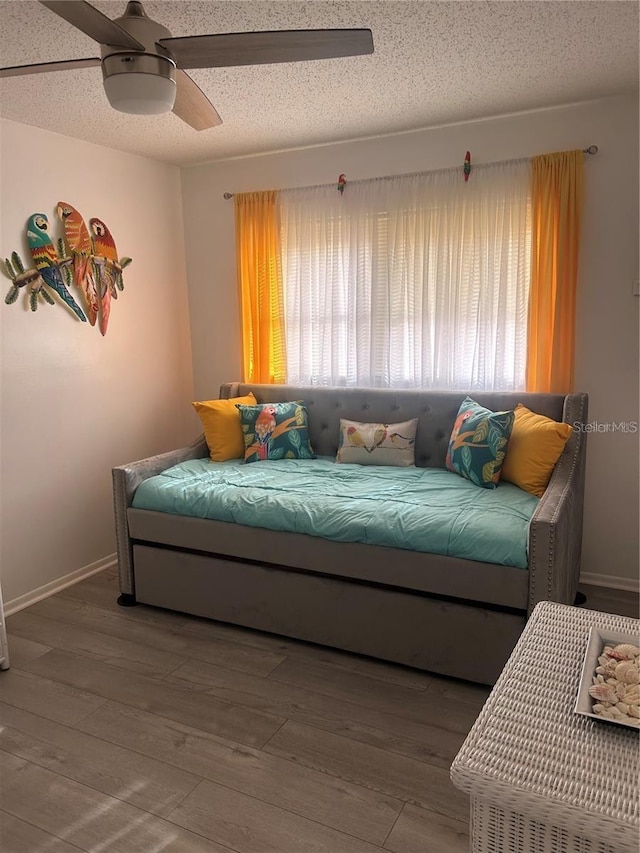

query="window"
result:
[279,161,532,390]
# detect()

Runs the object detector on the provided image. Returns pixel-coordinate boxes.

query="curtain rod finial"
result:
[224,192,234,199]
[584,145,598,155]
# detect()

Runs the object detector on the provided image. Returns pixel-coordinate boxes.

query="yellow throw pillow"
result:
[502,404,573,497]
[192,393,257,462]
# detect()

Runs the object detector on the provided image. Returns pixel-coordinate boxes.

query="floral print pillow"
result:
[237,401,315,464]
[446,397,514,488]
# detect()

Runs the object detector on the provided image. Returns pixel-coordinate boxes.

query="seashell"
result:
[616,681,628,699]
[608,649,627,661]
[615,660,640,684]
[589,683,618,703]
[612,643,640,659]
[589,641,640,725]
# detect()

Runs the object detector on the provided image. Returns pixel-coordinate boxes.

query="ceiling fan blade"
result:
[0,57,101,79]
[40,0,145,50]
[159,28,374,70]
[172,70,223,131]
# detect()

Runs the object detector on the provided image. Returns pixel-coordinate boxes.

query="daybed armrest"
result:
[527,393,588,615]
[112,435,208,599]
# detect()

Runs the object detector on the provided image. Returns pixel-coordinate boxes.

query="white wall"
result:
[181,95,639,590]
[0,118,195,605]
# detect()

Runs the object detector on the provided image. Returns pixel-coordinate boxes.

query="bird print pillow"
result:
[336,418,418,467]
[445,397,515,488]
[237,401,315,464]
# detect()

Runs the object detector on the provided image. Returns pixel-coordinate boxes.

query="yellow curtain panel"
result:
[234,190,287,384]
[526,150,584,393]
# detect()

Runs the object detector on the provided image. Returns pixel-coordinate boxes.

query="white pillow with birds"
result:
[237,401,315,463]
[336,418,418,466]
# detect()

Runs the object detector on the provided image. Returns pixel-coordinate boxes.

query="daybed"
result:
[113,383,588,684]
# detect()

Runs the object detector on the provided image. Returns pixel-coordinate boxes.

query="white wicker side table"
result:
[451,601,639,853]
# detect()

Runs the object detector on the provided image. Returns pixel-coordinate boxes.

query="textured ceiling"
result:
[0,1,637,166]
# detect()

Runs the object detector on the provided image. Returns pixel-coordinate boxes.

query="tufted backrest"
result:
[220,383,574,468]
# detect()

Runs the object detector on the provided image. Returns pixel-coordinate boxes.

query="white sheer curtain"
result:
[279,160,532,390]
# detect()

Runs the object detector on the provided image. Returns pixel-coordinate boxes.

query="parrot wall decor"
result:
[26,213,87,321]
[89,216,131,336]
[463,151,472,182]
[57,202,100,327]
[338,173,347,194]
[3,205,132,335]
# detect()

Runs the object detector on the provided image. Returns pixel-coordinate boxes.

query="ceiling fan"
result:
[0,0,374,130]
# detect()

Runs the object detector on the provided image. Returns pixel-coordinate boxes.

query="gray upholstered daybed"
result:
[113,383,588,684]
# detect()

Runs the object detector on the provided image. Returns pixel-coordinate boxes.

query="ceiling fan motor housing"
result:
[101,1,177,115]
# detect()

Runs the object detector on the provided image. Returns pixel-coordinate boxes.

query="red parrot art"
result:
[445,409,477,469]
[254,405,277,460]
[464,151,472,182]
[57,201,99,326]
[90,217,119,336]
[448,410,482,450]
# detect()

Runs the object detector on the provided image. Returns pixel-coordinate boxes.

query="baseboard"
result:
[4,554,117,616]
[580,572,640,594]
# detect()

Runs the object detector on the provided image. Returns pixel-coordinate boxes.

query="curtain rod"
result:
[222,145,598,199]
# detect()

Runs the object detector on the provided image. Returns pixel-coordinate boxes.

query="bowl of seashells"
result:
[574,627,640,728]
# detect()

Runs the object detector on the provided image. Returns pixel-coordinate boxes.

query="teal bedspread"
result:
[132,458,539,568]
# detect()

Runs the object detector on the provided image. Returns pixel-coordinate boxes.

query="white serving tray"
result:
[575,626,640,729]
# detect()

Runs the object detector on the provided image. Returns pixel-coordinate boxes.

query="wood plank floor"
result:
[1,570,637,853]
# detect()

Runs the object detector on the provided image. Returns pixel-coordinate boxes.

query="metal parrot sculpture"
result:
[3,206,131,334]
[26,214,87,321]
[90,216,131,336]
[57,202,99,327]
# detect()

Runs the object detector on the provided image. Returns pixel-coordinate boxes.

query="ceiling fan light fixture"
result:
[2,0,375,130]
[102,53,176,115]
